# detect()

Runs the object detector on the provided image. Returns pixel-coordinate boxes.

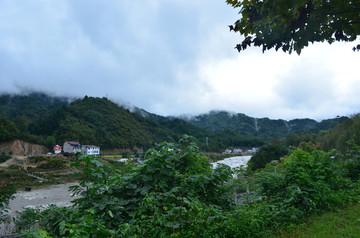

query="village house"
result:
[63,141,81,154]
[53,145,62,154]
[81,145,100,156]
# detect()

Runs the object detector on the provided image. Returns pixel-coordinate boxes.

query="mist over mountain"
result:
[181,110,348,141]
[0,91,349,151]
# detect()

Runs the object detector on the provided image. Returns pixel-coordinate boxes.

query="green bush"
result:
[37,158,67,169]
[14,208,42,232]
[248,140,288,171]
[29,156,48,163]
[0,152,11,163]
[0,183,16,223]
[255,149,357,221]
[15,138,360,237]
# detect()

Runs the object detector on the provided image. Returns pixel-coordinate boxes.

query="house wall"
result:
[81,146,100,155]
[63,142,81,153]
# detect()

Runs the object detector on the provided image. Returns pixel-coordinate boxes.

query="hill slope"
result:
[0,92,349,151]
[0,94,215,150]
[184,110,348,141]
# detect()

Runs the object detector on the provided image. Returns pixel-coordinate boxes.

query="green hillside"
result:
[185,110,348,141]
[0,91,71,121]
[0,92,349,152]
[0,92,73,146]
[0,93,216,150]
[318,114,360,152]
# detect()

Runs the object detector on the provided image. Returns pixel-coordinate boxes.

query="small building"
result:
[81,145,100,156]
[63,141,81,154]
[53,145,62,154]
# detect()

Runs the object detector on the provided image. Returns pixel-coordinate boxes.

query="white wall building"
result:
[81,145,100,156]
[63,141,81,154]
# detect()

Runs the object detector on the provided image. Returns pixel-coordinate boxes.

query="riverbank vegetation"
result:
[8,135,359,237]
[277,203,360,238]
[1,93,360,237]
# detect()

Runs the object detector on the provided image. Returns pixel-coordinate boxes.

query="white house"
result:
[63,141,81,154]
[81,145,100,156]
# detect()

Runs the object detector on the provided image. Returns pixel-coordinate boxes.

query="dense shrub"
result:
[29,156,49,163]
[0,152,11,163]
[29,156,68,169]
[15,137,360,237]
[248,140,288,170]
[0,183,16,223]
[255,149,357,221]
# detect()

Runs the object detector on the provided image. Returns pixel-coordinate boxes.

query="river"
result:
[212,155,252,169]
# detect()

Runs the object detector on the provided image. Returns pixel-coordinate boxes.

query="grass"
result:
[0,155,81,187]
[102,154,123,158]
[0,167,80,190]
[277,203,360,238]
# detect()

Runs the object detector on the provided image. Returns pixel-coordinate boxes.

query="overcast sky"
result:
[1,0,359,120]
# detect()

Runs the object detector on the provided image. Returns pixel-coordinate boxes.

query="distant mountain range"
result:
[0,92,349,151]
[180,110,347,141]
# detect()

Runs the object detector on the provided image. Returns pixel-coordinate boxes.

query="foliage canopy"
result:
[0,183,15,223]
[9,136,360,237]
[0,116,19,142]
[227,0,360,54]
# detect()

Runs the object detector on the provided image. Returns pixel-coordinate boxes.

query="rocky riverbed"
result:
[1,182,79,236]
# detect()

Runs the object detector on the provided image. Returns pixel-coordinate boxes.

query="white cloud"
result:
[0,0,359,120]
[166,39,360,119]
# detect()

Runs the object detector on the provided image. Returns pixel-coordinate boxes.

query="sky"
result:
[0,0,359,120]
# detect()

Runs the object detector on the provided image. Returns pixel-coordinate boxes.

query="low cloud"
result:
[0,0,359,120]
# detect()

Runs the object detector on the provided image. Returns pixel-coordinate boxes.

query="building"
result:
[81,145,100,156]
[63,141,81,154]
[53,145,62,154]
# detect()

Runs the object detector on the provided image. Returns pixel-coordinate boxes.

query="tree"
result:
[248,140,288,170]
[28,136,234,237]
[227,0,360,54]
[0,116,20,142]
[0,183,15,223]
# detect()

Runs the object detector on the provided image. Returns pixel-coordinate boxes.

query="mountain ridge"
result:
[0,92,348,151]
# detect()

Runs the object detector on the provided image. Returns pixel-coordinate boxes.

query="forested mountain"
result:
[0,93,216,150]
[52,97,220,150]
[318,114,360,152]
[0,92,348,151]
[184,110,348,141]
[0,92,72,121]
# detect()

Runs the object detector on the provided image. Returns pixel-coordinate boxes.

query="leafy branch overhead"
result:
[227,0,360,54]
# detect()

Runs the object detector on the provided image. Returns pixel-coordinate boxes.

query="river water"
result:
[212,155,252,169]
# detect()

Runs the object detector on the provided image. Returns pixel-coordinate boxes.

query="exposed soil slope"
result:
[0,139,49,156]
